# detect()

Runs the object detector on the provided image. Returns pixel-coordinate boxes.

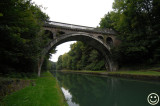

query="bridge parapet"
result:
[44,21,117,35]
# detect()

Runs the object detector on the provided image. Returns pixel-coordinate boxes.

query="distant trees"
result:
[42,58,56,71]
[56,41,105,71]
[0,0,50,74]
[100,0,160,66]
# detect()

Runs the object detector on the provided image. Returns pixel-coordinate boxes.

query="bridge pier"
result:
[110,61,118,71]
[104,54,118,72]
[38,56,44,77]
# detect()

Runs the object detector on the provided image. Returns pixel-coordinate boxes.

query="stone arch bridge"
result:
[38,21,120,76]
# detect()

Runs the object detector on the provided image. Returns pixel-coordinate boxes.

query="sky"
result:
[32,0,114,62]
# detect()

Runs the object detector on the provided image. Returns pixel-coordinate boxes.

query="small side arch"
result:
[106,37,113,46]
[44,30,54,39]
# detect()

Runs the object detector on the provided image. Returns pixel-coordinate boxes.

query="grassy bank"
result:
[0,72,67,106]
[60,70,160,76]
[108,71,160,76]
[108,71,160,80]
[59,70,160,80]
[0,77,32,101]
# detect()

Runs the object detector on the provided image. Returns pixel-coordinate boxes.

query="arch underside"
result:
[42,32,116,72]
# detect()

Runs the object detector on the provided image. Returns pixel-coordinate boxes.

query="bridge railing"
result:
[44,21,117,35]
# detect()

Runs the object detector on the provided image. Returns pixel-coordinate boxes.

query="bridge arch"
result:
[38,32,117,76]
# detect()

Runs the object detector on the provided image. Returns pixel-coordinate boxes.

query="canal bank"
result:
[0,72,68,106]
[59,70,160,81]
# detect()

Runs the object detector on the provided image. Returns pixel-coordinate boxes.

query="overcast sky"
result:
[32,0,114,62]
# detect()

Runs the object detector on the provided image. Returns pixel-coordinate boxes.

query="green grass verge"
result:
[0,71,67,106]
[108,71,160,76]
[62,70,160,77]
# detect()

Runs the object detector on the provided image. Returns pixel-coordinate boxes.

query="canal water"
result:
[55,72,160,106]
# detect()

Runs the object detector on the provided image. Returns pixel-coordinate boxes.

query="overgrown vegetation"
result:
[0,0,52,75]
[56,41,106,71]
[0,72,67,106]
[0,77,32,100]
[100,0,160,67]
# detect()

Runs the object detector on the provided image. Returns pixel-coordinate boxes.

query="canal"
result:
[55,72,160,106]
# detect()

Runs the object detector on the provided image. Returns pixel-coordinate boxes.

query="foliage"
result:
[0,0,50,74]
[41,58,56,72]
[99,0,160,66]
[56,41,105,71]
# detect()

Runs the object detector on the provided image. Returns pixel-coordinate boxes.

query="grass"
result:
[61,69,160,78]
[108,70,160,76]
[0,71,67,106]
[61,69,160,76]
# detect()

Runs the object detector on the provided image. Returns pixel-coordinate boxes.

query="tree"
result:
[0,0,49,74]
[56,41,105,71]
[56,55,63,70]
[99,0,160,66]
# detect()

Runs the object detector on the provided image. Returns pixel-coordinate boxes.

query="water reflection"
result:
[56,73,160,106]
[61,87,79,106]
